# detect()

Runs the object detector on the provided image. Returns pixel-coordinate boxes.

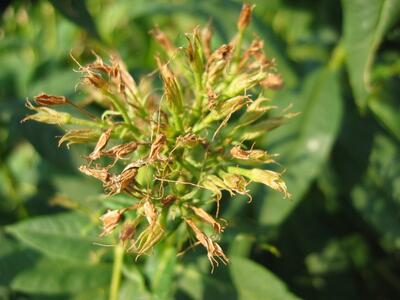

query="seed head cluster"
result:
[23,4,294,271]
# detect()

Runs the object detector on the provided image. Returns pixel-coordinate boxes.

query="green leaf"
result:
[11,259,111,294]
[49,0,100,39]
[6,212,101,262]
[230,256,301,300]
[258,68,343,225]
[351,133,400,251]
[342,0,400,109]
[368,91,400,140]
[151,247,177,300]
[176,262,236,300]
[120,265,151,300]
[0,234,40,285]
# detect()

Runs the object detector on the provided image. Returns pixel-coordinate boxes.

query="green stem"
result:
[328,42,345,71]
[106,92,141,136]
[109,243,124,300]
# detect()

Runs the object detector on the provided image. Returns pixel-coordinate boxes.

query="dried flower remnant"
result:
[237,3,254,31]
[99,209,123,237]
[34,93,67,106]
[23,5,295,271]
[185,218,228,272]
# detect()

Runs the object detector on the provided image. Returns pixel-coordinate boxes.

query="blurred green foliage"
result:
[0,0,399,299]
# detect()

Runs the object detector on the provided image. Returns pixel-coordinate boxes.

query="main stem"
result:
[109,243,124,300]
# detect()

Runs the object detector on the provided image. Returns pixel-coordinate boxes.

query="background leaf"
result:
[11,259,111,295]
[49,0,100,39]
[230,256,301,300]
[342,0,400,109]
[257,67,343,225]
[6,212,101,262]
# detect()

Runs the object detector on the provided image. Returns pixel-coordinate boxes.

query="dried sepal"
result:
[22,101,71,125]
[236,96,276,127]
[239,112,299,140]
[206,44,233,85]
[59,129,100,147]
[156,56,184,113]
[220,171,250,199]
[228,166,291,198]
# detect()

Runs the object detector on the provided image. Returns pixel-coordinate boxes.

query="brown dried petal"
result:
[34,93,67,106]
[103,141,138,159]
[143,200,157,225]
[88,128,113,160]
[99,209,123,236]
[201,24,213,59]
[148,134,166,161]
[190,206,223,233]
[261,73,284,90]
[119,222,136,243]
[185,219,228,272]
[150,27,175,53]
[161,195,176,206]
[237,3,254,31]
[79,165,110,183]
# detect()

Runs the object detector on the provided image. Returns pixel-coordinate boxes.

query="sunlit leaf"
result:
[11,258,111,295]
[342,0,400,109]
[6,212,101,262]
[230,256,301,300]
